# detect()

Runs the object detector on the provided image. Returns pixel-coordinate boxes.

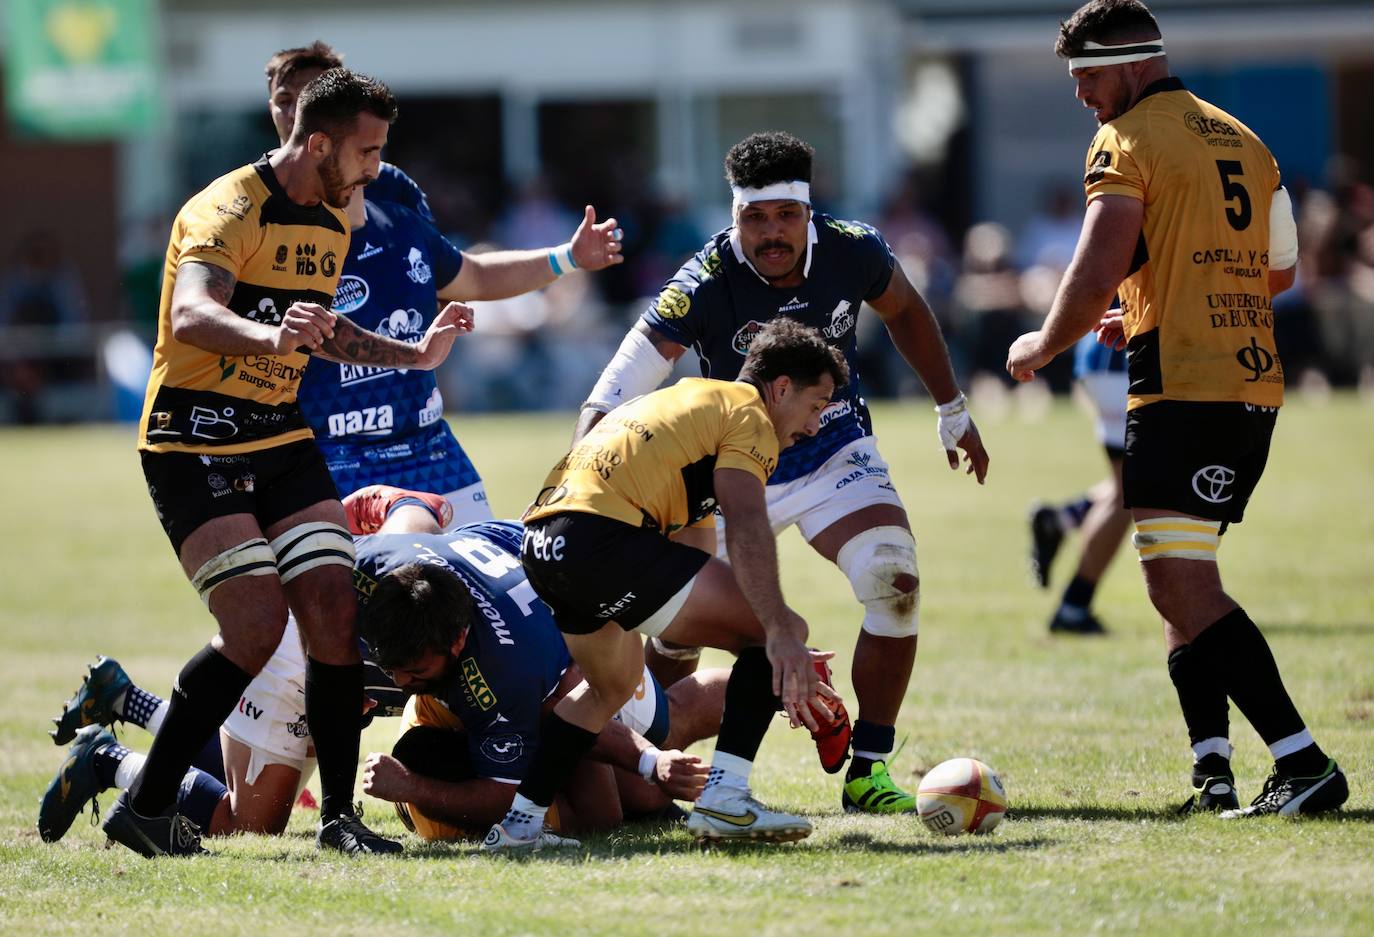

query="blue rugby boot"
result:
[51,656,130,745]
[38,725,115,842]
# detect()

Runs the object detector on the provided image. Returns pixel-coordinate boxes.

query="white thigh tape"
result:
[269,522,355,584]
[191,538,277,604]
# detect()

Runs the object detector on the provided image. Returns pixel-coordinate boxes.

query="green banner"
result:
[4,0,160,139]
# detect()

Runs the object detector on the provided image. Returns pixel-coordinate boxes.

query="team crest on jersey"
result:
[731,319,768,355]
[822,301,854,339]
[404,247,432,284]
[656,285,691,319]
[333,275,370,313]
[825,218,870,240]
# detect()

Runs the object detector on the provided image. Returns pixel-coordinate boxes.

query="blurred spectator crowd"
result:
[4,157,1374,424]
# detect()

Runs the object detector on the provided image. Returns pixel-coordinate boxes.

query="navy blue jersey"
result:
[368,162,434,222]
[299,199,464,442]
[1073,332,1128,379]
[641,213,895,483]
[354,521,571,783]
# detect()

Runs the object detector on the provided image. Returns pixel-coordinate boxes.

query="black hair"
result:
[724,131,814,189]
[739,317,848,390]
[1056,0,1161,59]
[359,564,474,670]
[292,67,397,144]
[264,41,343,91]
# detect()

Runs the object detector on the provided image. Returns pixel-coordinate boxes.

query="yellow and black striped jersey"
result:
[1084,77,1283,410]
[138,155,349,454]
[524,379,779,535]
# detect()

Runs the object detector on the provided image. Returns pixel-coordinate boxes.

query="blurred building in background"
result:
[2,0,1372,422]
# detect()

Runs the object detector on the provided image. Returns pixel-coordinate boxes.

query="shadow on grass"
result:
[1007,804,1187,823]
[1259,621,1374,637]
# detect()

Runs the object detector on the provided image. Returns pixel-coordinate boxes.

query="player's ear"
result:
[306,130,332,159]
[450,629,468,657]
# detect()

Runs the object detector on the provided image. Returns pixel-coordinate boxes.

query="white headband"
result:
[731,181,811,211]
[1068,39,1166,71]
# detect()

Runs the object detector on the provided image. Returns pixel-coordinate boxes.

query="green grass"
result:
[2,395,1372,936]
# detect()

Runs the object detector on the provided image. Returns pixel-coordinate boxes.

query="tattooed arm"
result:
[316,301,474,370]
[168,261,337,356]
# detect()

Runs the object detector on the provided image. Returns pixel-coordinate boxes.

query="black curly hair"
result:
[293,67,398,144]
[724,131,814,190]
[1056,0,1161,59]
[360,563,474,670]
[740,317,848,390]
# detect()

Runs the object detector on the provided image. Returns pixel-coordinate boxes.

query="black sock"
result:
[130,645,252,816]
[1166,643,1229,755]
[515,713,600,808]
[714,646,782,764]
[1061,575,1098,612]
[1192,608,1326,775]
[305,656,364,819]
[848,720,896,780]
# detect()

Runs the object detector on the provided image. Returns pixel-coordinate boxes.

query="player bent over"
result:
[573,131,989,814]
[109,70,474,858]
[39,493,726,845]
[485,318,845,850]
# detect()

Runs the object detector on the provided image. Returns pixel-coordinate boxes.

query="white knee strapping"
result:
[269,522,355,584]
[191,538,278,604]
[1132,516,1221,562]
[835,525,920,638]
[650,635,702,661]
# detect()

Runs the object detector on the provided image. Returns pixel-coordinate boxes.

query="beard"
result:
[319,152,361,209]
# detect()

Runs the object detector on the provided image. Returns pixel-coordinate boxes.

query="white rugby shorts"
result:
[716,436,906,552]
[1078,371,1129,452]
[221,615,314,784]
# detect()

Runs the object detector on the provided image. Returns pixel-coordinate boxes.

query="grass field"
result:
[2,394,1372,936]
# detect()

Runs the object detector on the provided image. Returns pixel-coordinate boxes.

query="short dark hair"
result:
[740,317,848,390]
[724,131,814,190]
[359,564,474,670]
[264,41,343,91]
[1056,0,1161,59]
[293,68,398,144]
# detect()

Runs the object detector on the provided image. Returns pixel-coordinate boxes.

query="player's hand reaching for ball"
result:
[570,205,625,271]
[275,301,336,354]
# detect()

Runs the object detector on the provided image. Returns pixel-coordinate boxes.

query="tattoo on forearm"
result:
[181,261,238,307]
[319,315,417,366]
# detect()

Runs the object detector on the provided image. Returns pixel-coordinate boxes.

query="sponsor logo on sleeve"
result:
[1085,149,1112,185]
[462,657,498,711]
[656,285,692,319]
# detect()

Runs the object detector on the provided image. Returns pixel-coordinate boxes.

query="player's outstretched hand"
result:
[275,301,336,354]
[767,631,822,732]
[570,205,625,271]
[1094,311,1126,350]
[936,395,989,484]
[361,752,412,802]
[651,750,710,800]
[413,301,475,369]
[1006,330,1052,383]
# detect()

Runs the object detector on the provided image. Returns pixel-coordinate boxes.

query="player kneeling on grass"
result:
[39,489,726,845]
[484,317,845,851]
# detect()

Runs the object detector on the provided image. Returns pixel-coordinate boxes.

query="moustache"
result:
[755,241,793,255]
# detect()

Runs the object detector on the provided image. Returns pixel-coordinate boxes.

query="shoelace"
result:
[1248,772,1289,810]
[172,815,203,852]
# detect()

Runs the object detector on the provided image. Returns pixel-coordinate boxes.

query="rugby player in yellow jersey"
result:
[483,318,846,848]
[105,69,475,858]
[1007,0,1346,817]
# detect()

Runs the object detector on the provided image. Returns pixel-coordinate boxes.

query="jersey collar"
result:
[1137,75,1185,104]
[729,218,819,286]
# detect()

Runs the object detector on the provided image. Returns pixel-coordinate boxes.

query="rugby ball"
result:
[916,757,1007,835]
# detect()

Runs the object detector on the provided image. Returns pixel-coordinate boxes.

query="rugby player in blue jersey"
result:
[39,492,721,845]
[573,132,990,814]
[1028,335,1132,634]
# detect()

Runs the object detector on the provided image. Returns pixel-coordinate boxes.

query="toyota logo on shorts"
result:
[1192,465,1235,503]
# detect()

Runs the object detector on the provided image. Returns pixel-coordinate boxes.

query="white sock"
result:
[1191,737,1232,763]
[504,793,548,833]
[114,751,146,790]
[701,751,752,799]
[1268,728,1314,761]
[145,701,170,736]
[853,749,890,762]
